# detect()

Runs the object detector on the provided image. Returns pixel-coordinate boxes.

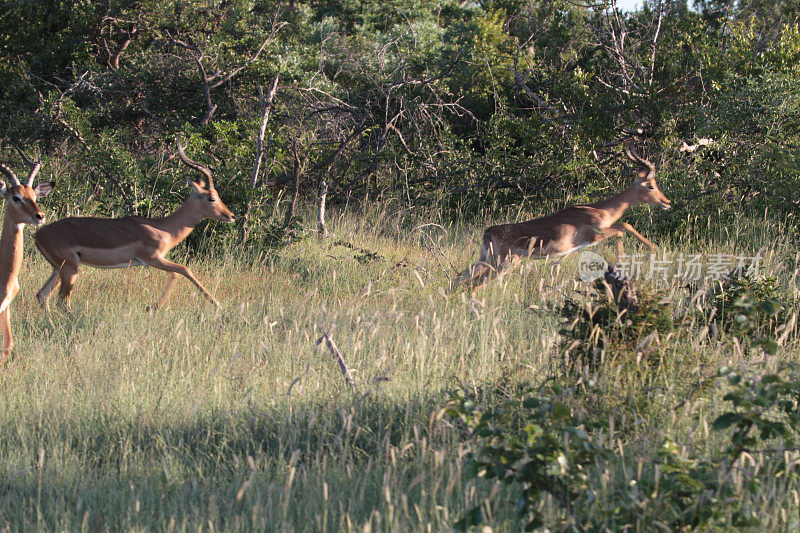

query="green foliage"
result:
[712,272,786,353]
[447,360,800,531]
[446,383,607,530]
[248,214,307,250]
[1,0,799,245]
[559,278,675,370]
[714,364,800,455]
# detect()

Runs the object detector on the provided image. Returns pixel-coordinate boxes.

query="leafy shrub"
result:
[714,364,800,457]
[711,272,786,353]
[447,363,800,530]
[558,276,675,370]
[446,383,606,530]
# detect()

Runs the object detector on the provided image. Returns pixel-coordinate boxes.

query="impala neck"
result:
[152,199,203,248]
[587,186,640,224]
[0,209,24,286]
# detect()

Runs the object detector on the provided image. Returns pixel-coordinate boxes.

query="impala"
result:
[34,142,234,311]
[0,153,54,362]
[454,143,671,290]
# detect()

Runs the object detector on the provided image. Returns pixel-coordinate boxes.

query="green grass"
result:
[0,204,798,531]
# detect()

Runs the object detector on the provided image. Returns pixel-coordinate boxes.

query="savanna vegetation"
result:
[1,0,800,530]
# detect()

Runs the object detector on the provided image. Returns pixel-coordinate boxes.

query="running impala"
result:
[454,142,671,290]
[34,142,234,311]
[0,150,54,362]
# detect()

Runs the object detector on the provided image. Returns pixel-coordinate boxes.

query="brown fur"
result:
[454,145,671,291]
[34,147,234,311]
[0,175,54,361]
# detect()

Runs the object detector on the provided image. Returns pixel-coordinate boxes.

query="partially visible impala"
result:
[0,150,54,362]
[34,142,234,311]
[454,142,671,290]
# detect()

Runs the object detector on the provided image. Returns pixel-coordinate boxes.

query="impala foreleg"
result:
[145,256,220,307]
[612,222,657,253]
[0,284,15,363]
[0,307,12,364]
[37,268,61,311]
[589,227,627,260]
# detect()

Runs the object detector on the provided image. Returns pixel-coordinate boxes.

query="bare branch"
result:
[251,73,280,188]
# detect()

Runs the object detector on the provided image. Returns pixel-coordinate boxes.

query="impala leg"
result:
[591,227,627,263]
[0,307,12,365]
[148,272,179,311]
[144,256,220,307]
[612,222,657,253]
[615,238,626,260]
[37,268,61,312]
[57,263,79,312]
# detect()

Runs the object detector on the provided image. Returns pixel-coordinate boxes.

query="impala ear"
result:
[34,181,54,197]
[187,177,206,192]
[636,169,649,182]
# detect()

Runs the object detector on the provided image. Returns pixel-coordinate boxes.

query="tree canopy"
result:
[0,0,798,246]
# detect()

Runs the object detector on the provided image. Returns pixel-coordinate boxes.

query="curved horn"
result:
[624,141,655,180]
[176,141,214,188]
[10,142,41,186]
[0,163,21,188]
[24,163,41,187]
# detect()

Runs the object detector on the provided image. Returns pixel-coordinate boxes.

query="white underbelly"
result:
[525,241,597,259]
[550,241,597,257]
[84,259,146,269]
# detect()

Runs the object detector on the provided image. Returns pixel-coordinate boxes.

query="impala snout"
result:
[651,192,672,210]
[32,211,45,225]
[642,181,671,211]
[655,191,672,210]
[215,206,235,223]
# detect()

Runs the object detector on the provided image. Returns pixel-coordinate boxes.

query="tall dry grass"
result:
[0,203,796,530]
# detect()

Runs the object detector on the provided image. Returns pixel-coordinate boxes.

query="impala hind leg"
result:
[144,256,220,307]
[147,272,179,311]
[37,268,61,311]
[452,261,496,294]
[57,263,79,312]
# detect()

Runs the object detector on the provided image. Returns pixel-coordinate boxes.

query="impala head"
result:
[176,142,235,223]
[0,156,54,226]
[624,142,671,210]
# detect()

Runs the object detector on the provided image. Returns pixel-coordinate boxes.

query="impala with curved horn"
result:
[34,141,234,311]
[454,142,671,290]
[0,146,54,362]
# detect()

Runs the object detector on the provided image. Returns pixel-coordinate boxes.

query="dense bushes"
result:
[0,0,799,252]
[447,270,799,530]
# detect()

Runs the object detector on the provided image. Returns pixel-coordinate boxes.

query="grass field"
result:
[0,204,798,531]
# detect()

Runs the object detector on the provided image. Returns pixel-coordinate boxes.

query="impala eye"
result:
[11,196,20,203]
[208,195,216,202]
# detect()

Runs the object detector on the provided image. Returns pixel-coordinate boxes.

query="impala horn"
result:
[176,141,214,189]
[0,163,21,188]
[10,142,41,186]
[624,141,656,181]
